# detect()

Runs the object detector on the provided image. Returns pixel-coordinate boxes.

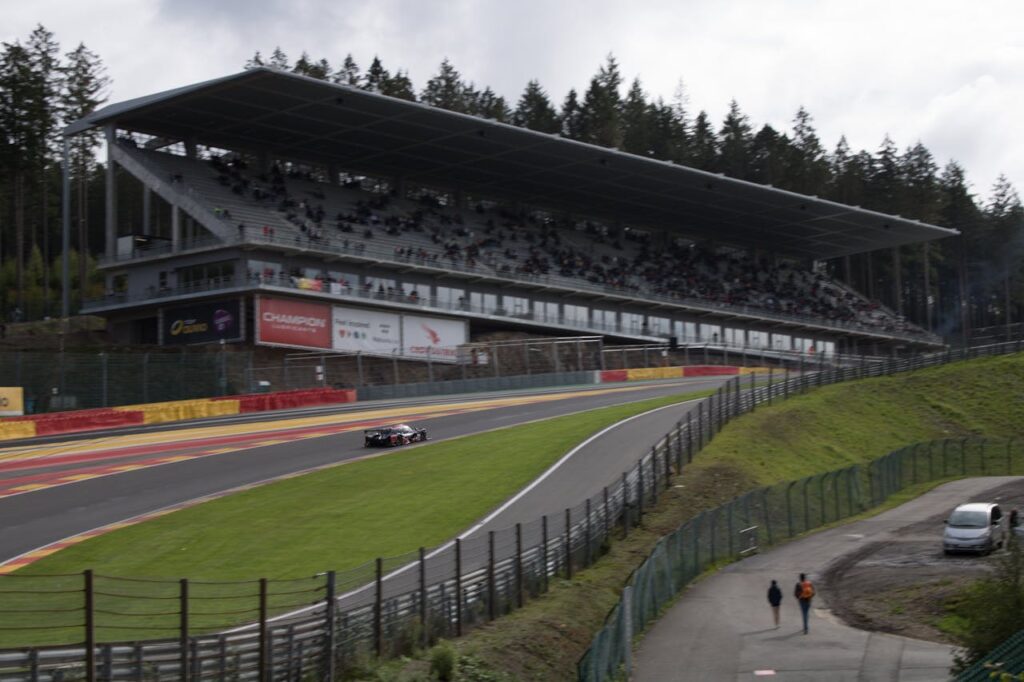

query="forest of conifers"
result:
[1,25,1021,339]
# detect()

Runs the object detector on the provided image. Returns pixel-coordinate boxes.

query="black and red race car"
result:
[363,423,429,447]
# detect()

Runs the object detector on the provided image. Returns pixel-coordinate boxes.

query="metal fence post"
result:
[585,498,593,567]
[374,558,383,658]
[488,531,496,621]
[258,578,268,682]
[454,540,463,636]
[564,508,573,579]
[621,473,630,537]
[785,482,796,538]
[85,570,95,682]
[515,524,524,609]
[767,367,773,406]
[180,578,189,681]
[637,461,645,519]
[650,451,658,505]
[603,486,610,539]
[622,585,634,676]
[819,474,827,525]
[541,516,549,593]
[686,413,694,463]
[417,550,427,648]
[784,369,790,399]
[325,570,337,681]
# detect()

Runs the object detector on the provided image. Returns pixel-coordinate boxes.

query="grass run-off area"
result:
[16,389,715,582]
[438,352,1024,682]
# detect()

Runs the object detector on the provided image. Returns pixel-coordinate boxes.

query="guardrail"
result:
[1,340,1021,681]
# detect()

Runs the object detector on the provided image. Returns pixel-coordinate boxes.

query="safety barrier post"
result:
[515,524,524,609]
[488,531,496,621]
[258,578,268,682]
[84,570,95,682]
[541,517,549,592]
[767,367,773,405]
[784,369,790,399]
[650,452,658,505]
[585,499,593,567]
[663,442,671,484]
[180,579,189,681]
[325,570,337,679]
[637,461,645,519]
[454,540,463,636]
[675,423,683,471]
[621,474,629,537]
[749,372,756,411]
[564,508,573,579]
[417,551,427,648]
[686,413,694,463]
[374,558,383,658]
[603,486,610,538]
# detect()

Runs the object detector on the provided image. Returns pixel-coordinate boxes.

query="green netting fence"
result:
[956,627,1024,681]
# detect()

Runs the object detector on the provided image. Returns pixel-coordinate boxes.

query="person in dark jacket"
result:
[767,580,782,628]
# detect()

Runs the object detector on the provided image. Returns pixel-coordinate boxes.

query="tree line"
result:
[1,27,1020,337]
[0,24,108,322]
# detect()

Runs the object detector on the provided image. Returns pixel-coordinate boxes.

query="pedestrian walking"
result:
[767,580,782,628]
[794,573,815,634]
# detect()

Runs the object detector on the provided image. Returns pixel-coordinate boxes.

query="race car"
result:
[363,423,428,447]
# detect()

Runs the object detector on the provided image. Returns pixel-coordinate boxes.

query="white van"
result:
[943,503,1005,555]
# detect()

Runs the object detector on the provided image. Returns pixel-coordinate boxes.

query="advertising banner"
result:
[257,296,331,349]
[332,306,401,354]
[0,387,24,416]
[402,314,466,363]
[162,299,242,345]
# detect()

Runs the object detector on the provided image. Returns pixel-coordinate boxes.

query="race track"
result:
[0,376,728,568]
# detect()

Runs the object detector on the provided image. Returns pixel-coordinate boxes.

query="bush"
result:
[429,643,456,681]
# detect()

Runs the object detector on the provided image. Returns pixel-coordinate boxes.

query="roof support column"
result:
[142,187,151,235]
[104,125,118,262]
[171,204,181,253]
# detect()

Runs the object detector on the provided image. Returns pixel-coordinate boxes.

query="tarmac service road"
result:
[633,476,1023,682]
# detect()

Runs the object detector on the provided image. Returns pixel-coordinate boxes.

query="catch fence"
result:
[0,341,1022,681]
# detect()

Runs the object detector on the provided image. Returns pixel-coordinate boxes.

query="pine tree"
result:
[292,52,330,80]
[785,107,829,196]
[512,80,560,133]
[244,51,264,69]
[381,70,415,101]
[61,42,109,310]
[334,54,360,86]
[473,86,510,122]
[620,78,653,156]
[749,124,789,186]
[717,99,753,179]
[686,110,718,171]
[363,57,389,93]
[648,98,687,162]
[420,58,466,111]
[560,88,584,140]
[577,54,622,148]
[268,47,289,70]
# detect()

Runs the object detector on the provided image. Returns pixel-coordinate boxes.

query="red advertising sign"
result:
[257,296,331,349]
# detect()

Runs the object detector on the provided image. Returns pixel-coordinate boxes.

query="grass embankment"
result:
[1,388,715,646]
[436,353,1024,682]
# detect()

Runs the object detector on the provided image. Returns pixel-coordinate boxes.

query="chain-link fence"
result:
[0,341,1021,681]
[955,626,1024,681]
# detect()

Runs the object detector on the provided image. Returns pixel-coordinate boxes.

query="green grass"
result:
[0,387,713,646]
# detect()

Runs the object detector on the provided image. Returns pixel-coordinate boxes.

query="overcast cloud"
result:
[5,0,1022,203]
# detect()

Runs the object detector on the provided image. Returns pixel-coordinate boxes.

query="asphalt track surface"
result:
[632,476,1024,681]
[0,376,728,568]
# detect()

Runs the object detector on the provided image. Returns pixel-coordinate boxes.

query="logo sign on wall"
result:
[402,314,466,362]
[162,299,242,345]
[332,306,401,354]
[257,296,331,349]
[0,387,24,416]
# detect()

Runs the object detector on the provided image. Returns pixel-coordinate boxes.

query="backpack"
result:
[800,580,815,600]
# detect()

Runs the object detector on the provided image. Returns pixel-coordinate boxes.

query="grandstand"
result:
[65,67,956,366]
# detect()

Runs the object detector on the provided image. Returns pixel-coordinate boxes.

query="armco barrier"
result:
[599,365,750,383]
[218,387,357,413]
[0,387,359,441]
[356,370,593,401]
[682,365,740,377]
[115,399,240,425]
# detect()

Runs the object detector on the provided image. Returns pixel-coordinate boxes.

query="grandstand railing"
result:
[1,338,1017,681]
[87,246,942,347]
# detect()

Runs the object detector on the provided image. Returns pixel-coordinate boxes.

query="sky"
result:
[5,0,1023,203]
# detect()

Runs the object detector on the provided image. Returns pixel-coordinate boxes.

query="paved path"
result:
[633,476,1023,681]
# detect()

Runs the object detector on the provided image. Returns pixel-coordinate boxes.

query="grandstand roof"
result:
[67,67,957,260]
